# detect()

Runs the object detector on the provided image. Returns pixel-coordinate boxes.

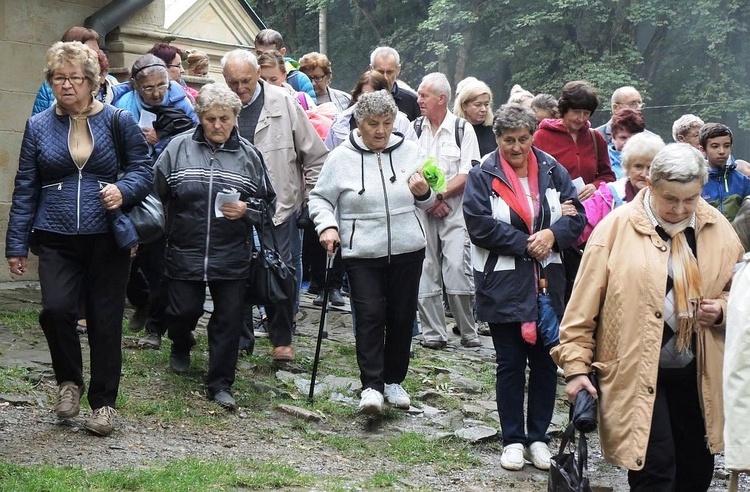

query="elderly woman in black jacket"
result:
[6,41,152,436]
[462,104,585,471]
[155,83,275,411]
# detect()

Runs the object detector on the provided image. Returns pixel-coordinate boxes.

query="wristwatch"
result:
[436,193,444,201]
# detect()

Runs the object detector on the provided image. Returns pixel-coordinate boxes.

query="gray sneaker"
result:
[55,381,83,419]
[137,331,161,349]
[85,406,116,436]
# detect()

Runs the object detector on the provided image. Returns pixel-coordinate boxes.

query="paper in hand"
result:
[215,191,240,218]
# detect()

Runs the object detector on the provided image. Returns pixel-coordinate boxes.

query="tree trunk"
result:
[319,7,328,55]
[454,30,473,86]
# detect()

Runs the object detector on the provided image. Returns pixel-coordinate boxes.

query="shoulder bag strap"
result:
[589,129,598,164]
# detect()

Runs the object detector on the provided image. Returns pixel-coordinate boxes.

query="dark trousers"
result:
[344,250,424,393]
[628,361,714,491]
[165,278,246,396]
[305,222,344,290]
[490,322,557,445]
[36,231,131,409]
[126,236,167,335]
[259,217,295,348]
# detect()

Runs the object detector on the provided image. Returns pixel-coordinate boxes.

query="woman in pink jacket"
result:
[577,132,665,245]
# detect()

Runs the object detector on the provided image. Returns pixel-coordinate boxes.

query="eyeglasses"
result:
[619,101,645,110]
[309,75,327,83]
[51,75,85,86]
[139,83,169,94]
[167,64,182,69]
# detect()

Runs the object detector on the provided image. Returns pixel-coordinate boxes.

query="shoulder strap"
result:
[414,116,424,138]
[589,129,598,162]
[111,108,125,171]
[455,117,465,148]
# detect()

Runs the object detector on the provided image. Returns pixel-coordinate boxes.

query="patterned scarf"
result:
[645,189,702,352]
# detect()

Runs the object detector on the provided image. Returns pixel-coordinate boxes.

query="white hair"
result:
[420,72,451,101]
[671,114,705,142]
[649,143,708,186]
[610,86,639,106]
[221,49,258,70]
[369,46,400,67]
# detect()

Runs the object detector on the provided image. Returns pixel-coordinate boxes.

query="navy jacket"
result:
[6,106,152,257]
[463,147,585,323]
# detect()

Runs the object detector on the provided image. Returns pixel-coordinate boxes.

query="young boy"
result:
[700,123,750,222]
[254,29,317,103]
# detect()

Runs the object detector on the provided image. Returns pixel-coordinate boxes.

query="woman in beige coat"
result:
[552,143,744,491]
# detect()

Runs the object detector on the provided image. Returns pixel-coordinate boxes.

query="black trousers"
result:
[304,222,344,290]
[36,231,131,409]
[344,250,424,393]
[628,361,714,491]
[165,278,246,396]
[125,236,167,335]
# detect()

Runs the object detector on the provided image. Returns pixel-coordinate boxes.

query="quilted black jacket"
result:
[6,105,152,257]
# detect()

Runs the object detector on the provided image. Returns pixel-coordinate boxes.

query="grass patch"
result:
[385,432,482,470]
[0,307,40,334]
[0,366,34,394]
[369,470,400,487]
[0,458,313,491]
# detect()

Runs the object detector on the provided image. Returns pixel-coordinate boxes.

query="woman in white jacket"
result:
[309,90,433,414]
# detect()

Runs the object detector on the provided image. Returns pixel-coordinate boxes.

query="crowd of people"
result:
[7,24,750,491]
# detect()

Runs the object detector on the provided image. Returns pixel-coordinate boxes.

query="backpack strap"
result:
[454,117,465,148]
[414,116,425,138]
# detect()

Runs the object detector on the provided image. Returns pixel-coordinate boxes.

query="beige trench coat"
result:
[551,189,743,470]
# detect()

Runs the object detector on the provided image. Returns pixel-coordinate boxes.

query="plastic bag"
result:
[422,157,447,192]
[548,423,593,492]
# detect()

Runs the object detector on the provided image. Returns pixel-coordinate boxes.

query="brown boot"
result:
[272,345,295,361]
[85,406,117,436]
[55,381,83,419]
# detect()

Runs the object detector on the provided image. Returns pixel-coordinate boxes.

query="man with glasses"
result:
[595,86,648,144]
[221,49,328,362]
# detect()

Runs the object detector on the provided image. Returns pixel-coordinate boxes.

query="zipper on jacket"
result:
[77,169,83,231]
[349,219,356,249]
[204,152,216,281]
[376,152,393,262]
[67,116,94,233]
[42,182,63,190]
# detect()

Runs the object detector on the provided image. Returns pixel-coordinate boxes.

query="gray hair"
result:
[621,133,665,172]
[45,41,101,89]
[671,114,705,141]
[649,143,708,186]
[353,90,398,123]
[507,84,533,105]
[420,72,451,101]
[453,79,493,126]
[369,46,400,67]
[221,49,259,70]
[610,86,639,106]
[492,103,538,136]
[130,54,168,86]
[194,83,242,118]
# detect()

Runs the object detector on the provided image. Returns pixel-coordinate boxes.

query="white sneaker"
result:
[384,383,411,409]
[500,443,525,471]
[358,388,384,414]
[524,441,551,470]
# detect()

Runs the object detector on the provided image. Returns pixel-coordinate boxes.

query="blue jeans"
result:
[490,322,557,445]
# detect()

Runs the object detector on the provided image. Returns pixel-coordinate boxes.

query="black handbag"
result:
[111,109,166,244]
[548,423,593,492]
[246,205,295,305]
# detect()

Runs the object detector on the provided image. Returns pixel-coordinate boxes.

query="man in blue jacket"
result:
[699,123,750,222]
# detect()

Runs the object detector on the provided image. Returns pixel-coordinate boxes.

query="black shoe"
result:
[212,390,236,411]
[238,336,255,356]
[128,305,149,333]
[420,339,447,350]
[329,289,345,307]
[313,292,325,307]
[452,326,460,336]
[169,348,190,374]
[307,282,321,296]
[254,318,269,338]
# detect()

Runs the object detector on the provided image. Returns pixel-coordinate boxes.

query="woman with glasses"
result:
[148,43,198,104]
[6,41,152,436]
[298,52,352,113]
[113,54,197,352]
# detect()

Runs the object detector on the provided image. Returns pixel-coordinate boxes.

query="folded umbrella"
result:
[537,269,560,349]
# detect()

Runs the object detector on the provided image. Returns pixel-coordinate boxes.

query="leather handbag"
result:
[548,423,593,492]
[111,109,166,244]
[246,204,295,306]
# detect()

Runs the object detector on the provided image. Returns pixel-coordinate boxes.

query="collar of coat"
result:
[192,124,241,151]
[627,187,719,236]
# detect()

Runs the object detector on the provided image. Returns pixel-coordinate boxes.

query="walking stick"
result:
[308,248,336,404]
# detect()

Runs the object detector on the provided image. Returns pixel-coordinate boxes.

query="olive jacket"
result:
[551,189,744,470]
